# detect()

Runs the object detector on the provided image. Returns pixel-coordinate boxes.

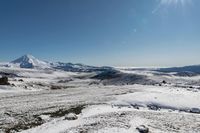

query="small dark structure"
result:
[50,85,62,90]
[18,79,24,82]
[162,80,167,84]
[0,76,10,85]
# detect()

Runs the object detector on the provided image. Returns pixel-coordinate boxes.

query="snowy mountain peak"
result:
[12,54,36,63]
[11,54,49,68]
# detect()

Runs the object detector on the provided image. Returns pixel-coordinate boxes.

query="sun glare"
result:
[153,0,193,13]
[160,0,192,6]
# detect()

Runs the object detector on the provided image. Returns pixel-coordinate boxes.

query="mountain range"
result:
[0,54,112,72]
[1,54,200,74]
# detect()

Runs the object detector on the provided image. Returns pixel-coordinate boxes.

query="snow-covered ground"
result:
[18,85,200,133]
[1,65,200,133]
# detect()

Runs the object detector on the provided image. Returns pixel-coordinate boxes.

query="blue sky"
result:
[0,0,199,67]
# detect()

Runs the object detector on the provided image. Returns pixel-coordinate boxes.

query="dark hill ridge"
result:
[158,65,200,74]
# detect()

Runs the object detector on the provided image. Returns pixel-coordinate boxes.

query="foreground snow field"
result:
[1,64,200,133]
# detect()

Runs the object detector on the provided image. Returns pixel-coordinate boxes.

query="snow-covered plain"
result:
[1,57,200,133]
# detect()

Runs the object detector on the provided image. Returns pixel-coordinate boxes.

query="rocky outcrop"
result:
[136,125,149,133]
[65,113,78,120]
[0,76,9,85]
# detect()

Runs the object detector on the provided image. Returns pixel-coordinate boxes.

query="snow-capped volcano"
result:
[11,54,49,68]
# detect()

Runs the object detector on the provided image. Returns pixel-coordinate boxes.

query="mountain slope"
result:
[51,62,112,72]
